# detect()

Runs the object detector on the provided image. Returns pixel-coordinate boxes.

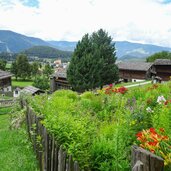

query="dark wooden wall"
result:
[0,77,11,88]
[155,65,171,81]
[119,70,147,80]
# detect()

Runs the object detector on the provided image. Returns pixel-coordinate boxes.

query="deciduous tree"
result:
[11,54,31,80]
[146,51,171,62]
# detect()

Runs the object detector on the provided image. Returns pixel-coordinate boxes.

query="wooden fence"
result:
[131,145,164,171]
[0,99,15,108]
[24,102,81,171]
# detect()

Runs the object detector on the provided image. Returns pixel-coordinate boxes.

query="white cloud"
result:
[0,0,171,47]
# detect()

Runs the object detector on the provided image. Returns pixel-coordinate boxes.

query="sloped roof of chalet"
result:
[117,62,153,71]
[0,70,13,79]
[52,68,67,78]
[22,86,44,95]
[154,59,171,65]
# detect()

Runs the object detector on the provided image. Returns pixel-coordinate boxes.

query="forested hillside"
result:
[22,46,72,59]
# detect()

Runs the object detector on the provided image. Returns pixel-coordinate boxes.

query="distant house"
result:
[50,69,71,92]
[54,59,62,67]
[13,87,21,98]
[0,70,13,93]
[154,59,171,81]
[117,62,154,82]
[21,86,44,96]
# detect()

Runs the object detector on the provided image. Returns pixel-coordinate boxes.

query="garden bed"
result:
[26,82,171,170]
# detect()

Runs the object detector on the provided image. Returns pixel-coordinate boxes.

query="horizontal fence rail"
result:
[0,99,16,108]
[23,100,81,171]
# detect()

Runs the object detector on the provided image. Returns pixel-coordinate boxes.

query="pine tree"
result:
[67,29,119,92]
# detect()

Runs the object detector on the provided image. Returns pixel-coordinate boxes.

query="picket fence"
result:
[22,100,164,171]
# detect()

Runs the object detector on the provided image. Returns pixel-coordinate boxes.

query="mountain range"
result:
[0,30,171,61]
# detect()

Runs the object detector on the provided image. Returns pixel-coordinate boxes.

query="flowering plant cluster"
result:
[164,99,171,106]
[136,128,171,166]
[156,95,171,106]
[147,84,158,91]
[157,95,166,104]
[104,84,128,95]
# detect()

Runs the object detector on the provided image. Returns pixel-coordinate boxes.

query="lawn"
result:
[12,79,33,88]
[0,108,39,171]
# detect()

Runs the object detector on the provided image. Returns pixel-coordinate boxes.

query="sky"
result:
[1,0,171,47]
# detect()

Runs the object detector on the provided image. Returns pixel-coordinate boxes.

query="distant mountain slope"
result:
[0,41,7,52]
[0,30,50,52]
[47,41,77,51]
[22,46,72,59]
[47,40,171,60]
[115,41,171,60]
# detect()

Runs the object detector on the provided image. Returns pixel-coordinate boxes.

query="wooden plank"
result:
[74,161,80,171]
[150,153,164,171]
[32,112,37,153]
[132,160,144,171]
[68,155,74,171]
[139,148,150,171]
[25,106,31,139]
[51,136,55,171]
[63,151,67,171]
[58,146,63,171]
[58,146,67,171]
[54,141,59,171]
[44,127,48,171]
[37,121,43,171]
[48,135,52,171]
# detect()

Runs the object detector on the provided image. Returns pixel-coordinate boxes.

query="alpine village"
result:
[1,29,171,171]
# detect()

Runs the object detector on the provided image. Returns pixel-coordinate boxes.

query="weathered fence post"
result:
[58,145,67,171]
[131,145,164,171]
[132,160,144,171]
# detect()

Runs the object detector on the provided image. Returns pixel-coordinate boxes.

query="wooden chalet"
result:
[0,70,13,93]
[50,69,71,92]
[117,62,154,82]
[154,59,171,81]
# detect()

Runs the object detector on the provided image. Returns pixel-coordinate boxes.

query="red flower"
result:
[162,136,169,141]
[159,128,165,133]
[164,100,171,105]
[136,132,142,138]
[149,128,157,134]
[150,149,155,153]
[148,141,158,146]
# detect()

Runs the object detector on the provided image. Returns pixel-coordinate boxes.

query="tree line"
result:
[146,51,171,62]
[9,54,53,90]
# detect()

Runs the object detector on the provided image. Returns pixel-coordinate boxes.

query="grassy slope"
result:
[12,79,33,87]
[0,108,38,171]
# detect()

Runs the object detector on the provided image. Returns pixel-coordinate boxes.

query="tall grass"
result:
[0,108,39,171]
